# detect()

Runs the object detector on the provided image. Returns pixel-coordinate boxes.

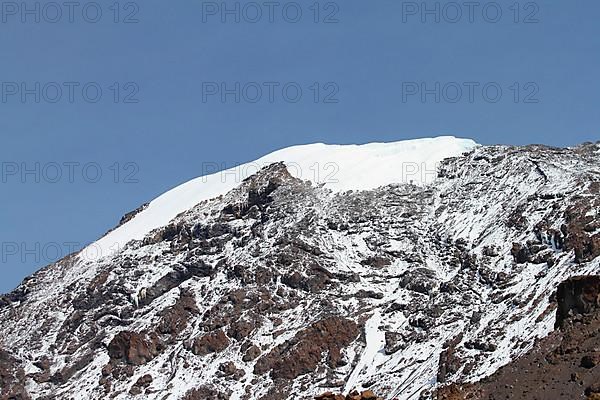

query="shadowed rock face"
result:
[0,142,599,400]
[556,276,600,328]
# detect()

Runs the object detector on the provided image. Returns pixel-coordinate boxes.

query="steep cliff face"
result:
[556,276,600,327]
[0,139,599,400]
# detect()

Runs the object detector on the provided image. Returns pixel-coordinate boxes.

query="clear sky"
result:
[0,0,599,293]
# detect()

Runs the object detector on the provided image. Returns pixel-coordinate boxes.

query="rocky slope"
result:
[0,139,599,400]
[437,275,600,400]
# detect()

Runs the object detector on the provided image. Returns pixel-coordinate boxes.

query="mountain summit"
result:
[86,136,478,262]
[1,138,599,400]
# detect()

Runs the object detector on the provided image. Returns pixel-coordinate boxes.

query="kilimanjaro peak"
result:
[1,137,600,400]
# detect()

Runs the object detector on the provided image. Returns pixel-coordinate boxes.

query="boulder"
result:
[192,330,230,356]
[108,331,161,365]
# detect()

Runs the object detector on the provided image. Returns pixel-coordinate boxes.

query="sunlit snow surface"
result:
[82,136,478,261]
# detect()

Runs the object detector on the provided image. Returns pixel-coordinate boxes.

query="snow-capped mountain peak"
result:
[2,139,598,400]
[85,136,477,262]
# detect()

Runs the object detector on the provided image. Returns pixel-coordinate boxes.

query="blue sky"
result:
[0,0,599,293]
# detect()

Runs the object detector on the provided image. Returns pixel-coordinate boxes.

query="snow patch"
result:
[344,310,386,393]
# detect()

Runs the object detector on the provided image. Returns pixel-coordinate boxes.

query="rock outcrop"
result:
[556,276,600,327]
[254,316,359,379]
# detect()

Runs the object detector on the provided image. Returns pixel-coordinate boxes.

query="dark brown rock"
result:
[182,385,230,400]
[227,318,256,340]
[563,198,600,263]
[242,344,261,362]
[254,316,359,379]
[438,345,463,383]
[0,348,31,400]
[157,289,198,336]
[581,355,598,369]
[314,389,383,400]
[511,242,531,264]
[108,331,161,365]
[192,329,230,356]
[360,256,391,268]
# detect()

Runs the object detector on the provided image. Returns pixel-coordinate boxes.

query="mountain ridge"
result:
[1,139,599,400]
[83,136,477,263]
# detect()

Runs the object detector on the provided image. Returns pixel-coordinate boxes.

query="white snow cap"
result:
[81,136,478,261]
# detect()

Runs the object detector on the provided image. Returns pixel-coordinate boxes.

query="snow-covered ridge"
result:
[82,136,478,261]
